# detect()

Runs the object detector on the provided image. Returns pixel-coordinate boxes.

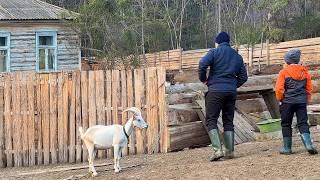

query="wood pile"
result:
[165,90,257,152]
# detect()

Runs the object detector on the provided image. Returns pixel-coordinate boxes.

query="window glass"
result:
[48,49,55,70]
[0,50,7,72]
[0,37,6,47]
[39,49,45,70]
[39,36,53,46]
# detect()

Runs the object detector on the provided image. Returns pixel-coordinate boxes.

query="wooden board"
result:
[27,73,35,166]
[57,73,64,163]
[0,80,4,167]
[36,74,43,165]
[146,67,159,154]
[95,70,105,159]
[121,70,128,156]
[168,121,210,152]
[4,74,13,167]
[157,67,168,153]
[62,73,69,163]
[134,69,144,154]
[12,73,22,167]
[88,71,96,127]
[41,74,50,165]
[80,71,89,162]
[112,70,120,125]
[20,74,29,166]
[49,74,58,164]
[69,73,76,163]
[126,70,135,155]
[75,72,82,163]
[105,70,112,158]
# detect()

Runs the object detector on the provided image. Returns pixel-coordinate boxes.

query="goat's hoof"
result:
[91,172,98,177]
[118,167,122,171]
[115,169,120,173]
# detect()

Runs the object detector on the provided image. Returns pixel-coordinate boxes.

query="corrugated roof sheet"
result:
[0,0,77,20]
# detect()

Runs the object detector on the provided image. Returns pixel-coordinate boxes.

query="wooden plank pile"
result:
[166,95,256,152]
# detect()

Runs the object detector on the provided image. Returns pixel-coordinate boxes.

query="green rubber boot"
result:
[300,133,318,155]
[223,131,235,159]
[208,129,224,161]
[279,137,292,155]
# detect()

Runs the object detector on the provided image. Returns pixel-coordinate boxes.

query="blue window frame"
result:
[0,32,10,72]
[36,31,57,71]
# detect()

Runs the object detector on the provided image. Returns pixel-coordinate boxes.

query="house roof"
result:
[0,0,77,21]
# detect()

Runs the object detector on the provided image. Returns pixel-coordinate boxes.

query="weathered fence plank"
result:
[62,73,69,163]
[127,70,135,155]
[12,73,22,166]
[95,70,105,159]
[80,71,89,162]
[146,68,159,154]
[27,73,35,166]
[75,72,82,163]
[0,81,4,167]
[21,74,29,166]
[41,74,50,165]
[57,73,64,163]
[134,69,144,154]
[105,70,112,158]
[4,74,12,167]
[157,67,168,153]
[121,70,128,156]
[36,74,43,165]
[69,73,76,163]
[49,74,58,164]
[112,70,120,125]
[88,71,96,127]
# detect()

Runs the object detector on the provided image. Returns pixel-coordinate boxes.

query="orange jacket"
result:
[275,64,312,103]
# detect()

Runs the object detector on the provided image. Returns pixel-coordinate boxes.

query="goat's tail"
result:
[79,127,85,139]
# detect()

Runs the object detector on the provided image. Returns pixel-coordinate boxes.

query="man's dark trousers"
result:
[205,91,236,131]
[280,103,310,137]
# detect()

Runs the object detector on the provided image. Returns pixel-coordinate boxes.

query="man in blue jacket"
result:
[198,32,248,161]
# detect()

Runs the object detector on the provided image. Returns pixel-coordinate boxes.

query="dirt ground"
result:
[0,130,320,180]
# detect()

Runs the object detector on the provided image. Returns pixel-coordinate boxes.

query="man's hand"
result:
[203,80,208,85]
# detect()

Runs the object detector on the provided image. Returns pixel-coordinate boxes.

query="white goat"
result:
[79,107,148,177]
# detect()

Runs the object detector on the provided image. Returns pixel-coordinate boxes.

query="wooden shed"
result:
[0,0,80,72]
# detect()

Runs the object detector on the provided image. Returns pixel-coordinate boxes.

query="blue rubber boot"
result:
[300,133,318,155]
[280,137,292,155]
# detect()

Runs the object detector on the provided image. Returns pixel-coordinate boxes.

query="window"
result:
[36,32,57,71]
[0,33,10,72]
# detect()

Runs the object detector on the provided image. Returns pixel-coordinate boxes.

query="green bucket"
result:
[256,119,281,133]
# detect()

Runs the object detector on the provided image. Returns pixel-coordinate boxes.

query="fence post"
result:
[266,39,270,66]
[179,48,183,72]
[249,46,254,67]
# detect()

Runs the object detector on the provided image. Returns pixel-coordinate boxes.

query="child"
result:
[275,49,318,155]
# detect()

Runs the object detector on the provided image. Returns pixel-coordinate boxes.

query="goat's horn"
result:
[123,107,141,116]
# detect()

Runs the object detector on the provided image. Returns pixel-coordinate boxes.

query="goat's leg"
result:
[113,145,120,173]
[87,144,98,177]
[117,146,123,171]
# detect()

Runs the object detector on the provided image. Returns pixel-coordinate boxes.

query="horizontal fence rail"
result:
[0,67,168,167]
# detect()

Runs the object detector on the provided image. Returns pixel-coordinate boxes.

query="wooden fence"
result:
[0,67,168,168]
[138,37,320,70]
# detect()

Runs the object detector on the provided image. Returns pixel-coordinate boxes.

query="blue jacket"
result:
[198,42,248,93]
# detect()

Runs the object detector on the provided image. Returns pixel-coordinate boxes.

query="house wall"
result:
[0,22,80,71]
